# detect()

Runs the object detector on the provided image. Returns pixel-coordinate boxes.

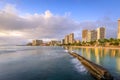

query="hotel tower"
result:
[117,19,120,39]
[97,27,105,40]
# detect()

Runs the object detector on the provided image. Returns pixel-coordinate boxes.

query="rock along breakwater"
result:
[68,51,114,80]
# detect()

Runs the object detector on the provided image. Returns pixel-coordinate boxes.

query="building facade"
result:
[87,31,91,42]
[64,33,74,44]
[49,40,61,46]
[82,29,88,42]
[69,33,74,44]
[75,40,80,44]
[32,40,43,46]
[91,30,97,41]
[97,27,105,40]
[64,35,69,44]
[83,30,97,42]
[87,30,97,42]
[117,19,120,39]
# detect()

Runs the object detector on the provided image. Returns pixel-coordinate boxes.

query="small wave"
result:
[64,50,75,53]
[64,50,68,52]
[71,58,87,73]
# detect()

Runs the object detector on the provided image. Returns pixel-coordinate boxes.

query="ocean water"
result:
[65,47,120,80]
[0,46,120,80]
[0,46,93,80]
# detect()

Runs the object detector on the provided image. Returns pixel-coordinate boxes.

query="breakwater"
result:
[68,51,114,80]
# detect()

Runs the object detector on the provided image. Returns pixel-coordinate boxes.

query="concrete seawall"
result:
[68,52,114,80]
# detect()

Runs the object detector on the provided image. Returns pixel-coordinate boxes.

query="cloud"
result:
[0,4,118,45]
[0,4,79,44]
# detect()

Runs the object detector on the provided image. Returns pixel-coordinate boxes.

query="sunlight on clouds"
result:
[0,32,7,36]
[44,10,52,18]
[9,31,23,37]
[0,31,23,37]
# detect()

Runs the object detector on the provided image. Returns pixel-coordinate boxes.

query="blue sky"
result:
[1,0,120,21]
[0,0,119,44]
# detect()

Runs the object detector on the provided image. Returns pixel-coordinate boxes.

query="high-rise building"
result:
[64,35,69,44]
[87,31,91,42]
[87,30,97,42]
[32,40,43,46]
[64,33,74,44]
[97,27,105,40]
[82,30,89,42]
[117,19,120,39]
[91,30,97,41]
[69,33,74,44]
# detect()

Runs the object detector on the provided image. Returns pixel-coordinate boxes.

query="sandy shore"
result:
[66,46,120,50]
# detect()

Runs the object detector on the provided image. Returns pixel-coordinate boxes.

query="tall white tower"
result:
[117,19,120,39]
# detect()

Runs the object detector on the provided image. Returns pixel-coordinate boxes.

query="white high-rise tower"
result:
[117,19,120,39]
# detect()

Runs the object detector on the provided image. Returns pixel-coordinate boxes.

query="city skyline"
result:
[82,27,105,42]
[0,0,119,45]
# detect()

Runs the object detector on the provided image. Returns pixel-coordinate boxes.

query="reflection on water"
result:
[64,46,120,79]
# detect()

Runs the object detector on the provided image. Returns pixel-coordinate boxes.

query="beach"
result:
[66,46,120,50]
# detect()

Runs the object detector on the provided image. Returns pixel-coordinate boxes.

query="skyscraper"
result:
[82,29,89,42]
[69,33,74,44]
[87,31,91,42]
[64,33,74,44]
[90,30,97,41]
[64,35,69,44]
[97,27,105,40]
[117,19,120,39]
[86,30,97,42]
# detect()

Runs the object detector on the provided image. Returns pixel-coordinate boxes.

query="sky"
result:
[0,0,119,45]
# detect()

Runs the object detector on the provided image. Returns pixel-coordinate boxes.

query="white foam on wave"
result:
[71,58,87,73]
[64,50,68,52]
[64,50,75,53]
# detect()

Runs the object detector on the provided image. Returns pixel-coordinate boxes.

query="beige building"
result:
[97,27,105,40]
[69,33,74,44]
[32,40,43,46]
[91,30,97,41]
[87,30,97,42]
[64,33,74,44]
[117,19,120,39]
[64,35,69,44]
[49,40,61,46]
[75,40,80,44]
[87,31,91,42]
[82,30,89,42]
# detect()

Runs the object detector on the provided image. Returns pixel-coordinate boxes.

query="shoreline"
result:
[65,46,120,50]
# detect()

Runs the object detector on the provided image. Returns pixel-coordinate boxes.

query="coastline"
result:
[65,46,120,50]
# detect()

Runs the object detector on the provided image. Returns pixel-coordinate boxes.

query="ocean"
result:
[0,46,119,80]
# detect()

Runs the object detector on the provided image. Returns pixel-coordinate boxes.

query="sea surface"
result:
[0,46,120,80]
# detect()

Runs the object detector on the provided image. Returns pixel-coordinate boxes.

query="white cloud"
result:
[0,4,118,45]
[2,4,18,15]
